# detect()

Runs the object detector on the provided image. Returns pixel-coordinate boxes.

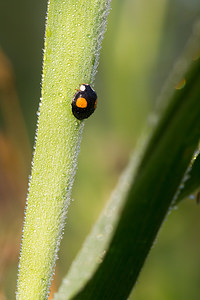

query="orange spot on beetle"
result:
[76,97,87,108]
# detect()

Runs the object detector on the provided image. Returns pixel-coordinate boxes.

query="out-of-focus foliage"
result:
[0,0,200,299]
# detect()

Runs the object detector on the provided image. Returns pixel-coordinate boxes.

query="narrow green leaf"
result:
[54,22,200,300]
[16,0,110,299]
[73,51,200,300]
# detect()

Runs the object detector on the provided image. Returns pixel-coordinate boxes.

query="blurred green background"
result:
[0,0,200,299]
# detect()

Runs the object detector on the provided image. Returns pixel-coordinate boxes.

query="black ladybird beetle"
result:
[71,84,97,120]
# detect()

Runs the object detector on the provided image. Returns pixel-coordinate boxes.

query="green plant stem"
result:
[16,0,110,299]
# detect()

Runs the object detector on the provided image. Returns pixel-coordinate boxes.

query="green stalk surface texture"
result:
[16,0,110,299]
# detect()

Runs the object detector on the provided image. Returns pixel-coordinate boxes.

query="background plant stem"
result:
[16,0,110,299]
